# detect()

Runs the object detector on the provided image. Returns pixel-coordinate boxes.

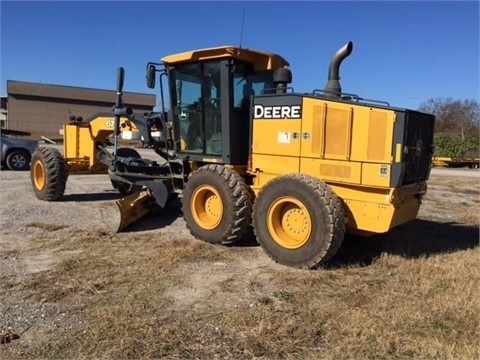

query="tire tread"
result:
[253,174,345,268]
[182,164,252,245]
[31,147,67,201]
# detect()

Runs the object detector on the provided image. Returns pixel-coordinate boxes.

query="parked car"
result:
[1,129,39,170]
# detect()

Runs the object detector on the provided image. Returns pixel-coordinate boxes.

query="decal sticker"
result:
[278,132,291,144]
[379,165,389,177]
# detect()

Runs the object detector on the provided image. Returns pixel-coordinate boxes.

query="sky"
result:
[1,0,479,111]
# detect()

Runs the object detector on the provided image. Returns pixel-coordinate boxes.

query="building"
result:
[5,81,156,140]
[0,97,7,129]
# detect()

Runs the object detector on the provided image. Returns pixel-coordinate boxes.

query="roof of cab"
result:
[161,45,289,71]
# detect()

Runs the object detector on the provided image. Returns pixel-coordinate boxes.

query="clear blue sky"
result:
[1,1,479,110]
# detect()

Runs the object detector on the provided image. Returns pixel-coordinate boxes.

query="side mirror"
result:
[146,63,156,88]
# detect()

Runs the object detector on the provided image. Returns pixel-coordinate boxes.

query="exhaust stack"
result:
[324,41,353,98]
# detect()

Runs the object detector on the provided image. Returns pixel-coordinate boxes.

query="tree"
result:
[418,97,479,158]
[419,97,479,140]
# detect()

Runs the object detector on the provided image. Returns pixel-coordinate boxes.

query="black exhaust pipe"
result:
[324,41,353,98]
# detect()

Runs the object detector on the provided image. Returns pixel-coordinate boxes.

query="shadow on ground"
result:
[123,198,183,232]
[325,219,479,268]
[62,190,123,202]
[120,206,480,265]
[59,191,479,267]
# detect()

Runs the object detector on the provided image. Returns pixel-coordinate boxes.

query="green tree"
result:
[419,97,479,158]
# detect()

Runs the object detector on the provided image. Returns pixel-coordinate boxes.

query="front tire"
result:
[252,174,345,269]
[30,147,67,201]
[182,165,252,245]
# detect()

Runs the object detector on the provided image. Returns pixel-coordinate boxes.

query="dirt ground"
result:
[0,160,478,358]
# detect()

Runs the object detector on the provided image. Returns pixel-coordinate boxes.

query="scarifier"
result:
[31,42,435,268]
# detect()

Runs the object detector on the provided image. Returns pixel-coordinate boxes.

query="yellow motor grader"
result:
[31,41,435,268]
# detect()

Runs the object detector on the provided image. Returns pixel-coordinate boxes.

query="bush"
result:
[434,133,479,158]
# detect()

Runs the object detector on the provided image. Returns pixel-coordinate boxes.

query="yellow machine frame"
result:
[249,98,426,235]
[62,115,139,174]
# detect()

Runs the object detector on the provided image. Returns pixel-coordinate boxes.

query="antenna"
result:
[239,9,246,49]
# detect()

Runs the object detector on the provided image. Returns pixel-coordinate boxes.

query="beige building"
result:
[6,81,156,139]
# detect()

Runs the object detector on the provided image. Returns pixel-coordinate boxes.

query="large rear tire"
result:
[30,147,67,201]
[252,174,345,269]
[182,164,252,245]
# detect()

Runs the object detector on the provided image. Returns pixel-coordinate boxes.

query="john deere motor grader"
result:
[30,41,435,269]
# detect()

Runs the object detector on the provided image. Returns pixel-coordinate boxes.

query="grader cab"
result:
[31,41,435,269]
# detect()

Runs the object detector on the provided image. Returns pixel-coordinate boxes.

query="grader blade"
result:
[116,188,154,232]
[100,188,154,232]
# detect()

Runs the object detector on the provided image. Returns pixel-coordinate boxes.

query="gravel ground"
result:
[0,151,478,349]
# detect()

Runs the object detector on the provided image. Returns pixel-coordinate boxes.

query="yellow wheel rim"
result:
[191,185,223,230]
[33,159,46,191]
[267,196,312,249]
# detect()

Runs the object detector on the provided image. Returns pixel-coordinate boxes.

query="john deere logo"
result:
[254,105,301,119]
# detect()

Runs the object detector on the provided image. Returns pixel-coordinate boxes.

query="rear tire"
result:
[30,147,67,201]
[252,174,345,269]
[182,164,252,245]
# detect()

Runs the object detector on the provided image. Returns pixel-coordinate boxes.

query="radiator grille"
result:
[402,110,435,184]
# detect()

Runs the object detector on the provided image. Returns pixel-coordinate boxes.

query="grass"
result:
[1,175,479,359]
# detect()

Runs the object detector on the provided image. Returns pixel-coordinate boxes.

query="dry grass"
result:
[1,175,479,359]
